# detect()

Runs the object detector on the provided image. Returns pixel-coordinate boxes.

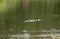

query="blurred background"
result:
[0,0,60,39]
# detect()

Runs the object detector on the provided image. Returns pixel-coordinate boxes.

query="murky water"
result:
[0,0,60,39]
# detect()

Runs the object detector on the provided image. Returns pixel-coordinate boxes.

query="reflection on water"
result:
[0,30,60,39]
[0,0,60,39]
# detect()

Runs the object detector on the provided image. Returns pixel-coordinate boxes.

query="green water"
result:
[0,0,60,39]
